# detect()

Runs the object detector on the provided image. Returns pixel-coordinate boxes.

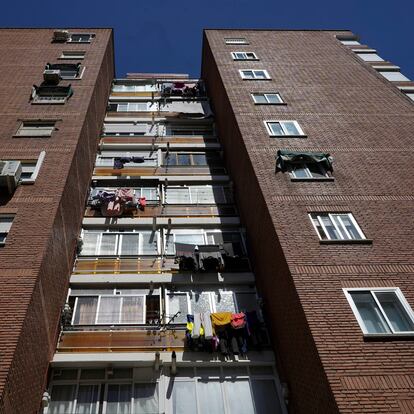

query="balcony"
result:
[57,329,186,353]
[93,166,226,177]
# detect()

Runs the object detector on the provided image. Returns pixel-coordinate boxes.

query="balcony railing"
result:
[93,166,226,176]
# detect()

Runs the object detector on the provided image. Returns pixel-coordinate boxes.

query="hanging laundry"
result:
[138,197,147,210]
[231,312,246,329]
[211,312,232,327]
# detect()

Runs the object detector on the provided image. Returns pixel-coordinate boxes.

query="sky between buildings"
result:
[1,0,413,80]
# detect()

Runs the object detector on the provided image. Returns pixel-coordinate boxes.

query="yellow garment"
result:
[186,322,194,333]
[200,326,205,336]
[211,312,232,327]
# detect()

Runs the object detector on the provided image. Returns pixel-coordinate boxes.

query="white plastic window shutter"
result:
[60,51,85,59]
[0,217,13,233]
[379,71,410,82]
[357,52,384,62]
[340,40,360,45]
[225,38,248,44]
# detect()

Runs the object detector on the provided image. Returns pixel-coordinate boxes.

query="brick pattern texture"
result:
[202,29,414,413]
[0,29,114,413]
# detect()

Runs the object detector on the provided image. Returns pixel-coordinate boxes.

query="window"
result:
[265,120,305,137]
[90,187,159,204]
[231,52,258,60]
[251,93,283,104]
[103,122,148,136]
[309,213,366,241]
[340,40,360,45]
[112,83,159,92]
[80,230,159,256]
[59,50,85,59]
[70,290,156,325]
[239,69,270,80]
[166,124,214,136]
[225,38,248,45]
[164,229,246,256]
[405,92,414,101]
[20,151,46,183]
[15,121,55,137]
[45,63,83,79]
[165,186,232,204]
[289,163,329,179]
[95,152,158,168]
[0,216,14,245]
[166,288,257,324]
[344,288,414,336]
[164,152,221,167]
[67,33,94,43]
[378,71,410,82]
[356,52,384,62]
[116,102,157,112]
[31,85,73,104]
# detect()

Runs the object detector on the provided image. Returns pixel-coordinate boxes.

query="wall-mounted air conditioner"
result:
[53,30,70,42]
[43,69,61,84]
[0,161,22,194]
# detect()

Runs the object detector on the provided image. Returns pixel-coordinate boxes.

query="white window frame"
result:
[309,212,365,241]
[67,33,94,43]
[251,93,283,104]
[116,102,157,112]
[59,66,85,80]
[239,69,271,80]
[81,229,160,256]
[288,163,329,179]
[231,51,258,60]
[0,215,14,245]
[20,151,46,184]
[264,120,305,137]
[225,38,249,45]
[164,185,229,205]
[15,121,56,137]
[344,288,414,336]
[340,40,360,45]
[112,84,159,93]
[71,293,147,325]
[59,50,86,60]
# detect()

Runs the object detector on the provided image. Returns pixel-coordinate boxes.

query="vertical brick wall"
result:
[202,29,414,413]
[0,29,114,413]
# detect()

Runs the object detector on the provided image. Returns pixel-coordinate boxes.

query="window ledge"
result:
[20,179,35,185]
[233,58,260,62]
[31,101,67,105]
[0,242,5,247]
[363,333,414,341]
[320,239,373,245]
[242,78,272,81]
[67,41,91,44]
[270,134,307,138]
[13,135,51,138]
[291,177,334,182]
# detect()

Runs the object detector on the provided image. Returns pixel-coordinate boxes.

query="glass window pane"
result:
[380,71,410,82]
[282,121,300,135]
[291,165,309,178]
[177,154,191,165]
[175,233,205,246]
[192,154,207,165]
[76,385,99,414]
[73,297,98,325]
[133,383,158,414]
[214,292,236,313]
[172,381,196,414]
[251,379,283,414]
[191,186,217,204]
[265,93,282,104]
[320,215,341,240]
[254,70,266,79]
[81,232,99,255]
[120,234,140,256]
[252,94,267,104]
[141,232,158,255]
[165,154,177,166]
[106,384,132,414]
[167,293,188,323]
[242,70,254,79]
[235,292,257,312]
[49,385,76,414]
[268,122,284,136]
[100,234,117,255]
[350,292,391,334]
[376,292,414,332]
[198,381,225,414]
[97,297,121,324]
[166,188,191,204]
[190,292,211,313]
[225,380,255,414]
[307,163,326,178]
[121,296,145,324]
[310,215,327,240]
[337,215,362,240]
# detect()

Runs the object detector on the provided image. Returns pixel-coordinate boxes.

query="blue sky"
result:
[1,0,413,79]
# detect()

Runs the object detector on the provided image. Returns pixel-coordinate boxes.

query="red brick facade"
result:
[0,29,114,413]
[202,30,414,413]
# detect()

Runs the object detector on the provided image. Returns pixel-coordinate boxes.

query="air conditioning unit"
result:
[53,30,70,42]
[43,69,61,84]
[0,161,22,194]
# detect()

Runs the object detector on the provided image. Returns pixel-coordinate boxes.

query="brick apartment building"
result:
[0,28,114,412]
[0,28,413,414]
